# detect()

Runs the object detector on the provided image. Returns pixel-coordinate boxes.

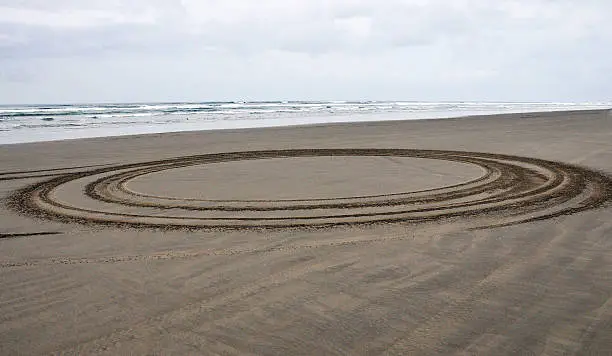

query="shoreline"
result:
[1,108,610,147]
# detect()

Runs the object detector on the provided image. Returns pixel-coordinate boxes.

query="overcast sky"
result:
[0,0,611,104]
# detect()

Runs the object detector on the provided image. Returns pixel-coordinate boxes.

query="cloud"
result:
[0,0,611,103]
[0,6,157,28]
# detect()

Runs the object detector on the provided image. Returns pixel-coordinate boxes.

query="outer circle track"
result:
[7,149,612,230]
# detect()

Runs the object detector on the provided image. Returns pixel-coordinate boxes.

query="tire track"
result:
[0,164,109,181]
[6,149,612,230]
[0,232,62,239]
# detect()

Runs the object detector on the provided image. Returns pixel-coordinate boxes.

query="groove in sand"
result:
[0,232,62,239]
[6,149,612,230]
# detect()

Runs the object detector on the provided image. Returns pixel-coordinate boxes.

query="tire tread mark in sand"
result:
[0,173,78,181]
[0,163,110,176]
[0,164,110,181]
[86,157,551,217]
[98,159,506,211]
[6,149,612,230]
[113,160,497,204]
[0,232,62,239]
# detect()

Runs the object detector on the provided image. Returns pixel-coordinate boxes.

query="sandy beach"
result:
[1,109,612,354]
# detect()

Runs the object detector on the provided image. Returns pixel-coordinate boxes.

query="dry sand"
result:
[1,110,612,355]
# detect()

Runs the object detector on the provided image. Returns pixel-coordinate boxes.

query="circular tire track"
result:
[7,149,612,229]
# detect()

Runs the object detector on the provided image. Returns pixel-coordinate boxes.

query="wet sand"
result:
[1,109,612,355]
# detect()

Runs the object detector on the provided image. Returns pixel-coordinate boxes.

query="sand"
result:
[1,109,612,355]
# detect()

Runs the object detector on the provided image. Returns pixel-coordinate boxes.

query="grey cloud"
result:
[0,0,611,103]
[3,1,610,56]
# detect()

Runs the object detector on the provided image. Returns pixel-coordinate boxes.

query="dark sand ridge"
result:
[1,109,612,354]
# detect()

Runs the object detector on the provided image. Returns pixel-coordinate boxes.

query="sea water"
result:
[1,101,610,144]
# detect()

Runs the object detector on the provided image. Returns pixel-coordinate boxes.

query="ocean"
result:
[1,101,610,144]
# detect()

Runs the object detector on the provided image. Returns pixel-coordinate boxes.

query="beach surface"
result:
[1,110,612,355]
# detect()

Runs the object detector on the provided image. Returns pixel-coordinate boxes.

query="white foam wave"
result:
[1,101,610,144]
